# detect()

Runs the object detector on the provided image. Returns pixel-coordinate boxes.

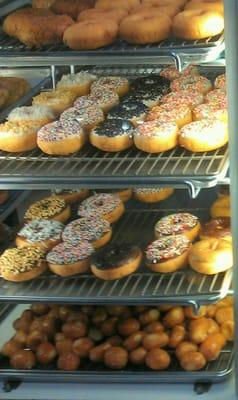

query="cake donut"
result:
[0,246,46,282]
[25,196,71,223]
[146,104,192,128]
[56,72,97,96]
[205,89,227,107]
[78,193,125,223]
[214,74,226,90]
[171,75,212,94]
[16,219,64,251]
[91,77,129,98]
[60,106,104,132]
[161,90,204,109]
[108,102,149,126]
[7,105,56,129]
[62,217,112,249]
[199,218,231,242]
[47,241,94,277]
[179,119,228,152]
[32,90,76,116]
[192,103,227,123]
[188,238,233,275]
[0,121,38,153]
[37,120,86,156]
[51,189,90,204]
[130,76,170,93]
[146,235,191,273]
[154,213,201,242]
[90,243,142,280]
[159,65,199,81]
[134,120,178,153]
[210,196,230,218]
[90,119,134,152]
[133,188,174,203]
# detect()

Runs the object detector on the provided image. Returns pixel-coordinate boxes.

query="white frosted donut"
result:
[56,72,97,96]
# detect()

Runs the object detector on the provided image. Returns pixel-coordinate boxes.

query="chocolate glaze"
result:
[122,90,163,105]
[92,243,141,270]
[130,75,170,93]
[93,119,134,138]
[107,102,148,120]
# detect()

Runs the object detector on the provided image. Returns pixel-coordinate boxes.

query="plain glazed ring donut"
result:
[171,75,212,94]
[133,188,174,203]
[210,196,230,218]
[146,235,191,273]
[161,90,203,109]
[134,120,178,153]
[154,213,200,242]
[214,74,226,90]
[78,193,125,223]
[199,218,231,242]
[188,238,233,275]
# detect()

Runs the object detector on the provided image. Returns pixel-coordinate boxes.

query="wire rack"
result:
[0,190,29,223]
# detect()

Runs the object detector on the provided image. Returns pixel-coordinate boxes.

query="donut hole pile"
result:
[0,298,233,373]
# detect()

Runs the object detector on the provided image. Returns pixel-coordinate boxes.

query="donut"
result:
[78,8,128,24]
[32,0,55,7]
[37,120,86,156]
[51,189,90,204]
[78,193,125,223]
[179,119,228,152]
[119,13,172,44]
[7,105,56,129]
[0,121,38,153]
[104,346,128,369]
[0,246,46,282]
[95,0,140,11]
[60,106,104,132]
[185,0,224,15]
[50,0,95,19]
[25,196,71,223]
[134,120,178,153]
[32,90,77,116]
[74,96,95,109]
[146,104,192,128]
[10,350,36,369]
[90,243,142,280]
[173,10,224,40]
[210,196,230,218]
[130,75,170,93]
[122,90,162,109]
[205,89,227,107]
[90,119,134,152]
[141,0,186,7]
[161,90,204,108]
[91,77,129,98]
[217,185,229,198]
[88,90,120,114]
[188,238,233,275]
[107,102,149,126]
[171,75,212,94]
[214,73,226,90]
[63,20,118,50]
[192,103,227,123]
[46,241,94,277]
[154,213,200,241]
[133,188,174,203]
[62,217,112,249]
[145,235,191,273]
[199,218,231,242]
[159,65,199,81]
[95,189,132,202]
[56,72,97,96]
[130,4,180,18]
[16,219,64,250]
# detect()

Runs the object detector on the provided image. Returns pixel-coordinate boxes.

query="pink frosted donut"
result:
[205,89,227,108]
[170,75,212,94]
[161,90,204,108]
[154,213,199,239]
[159,65,199,81]
[91,76,129,97]
[78,193,124,223]
[60,106,104,132]
[192,103,227,122]
[214,73,226,90]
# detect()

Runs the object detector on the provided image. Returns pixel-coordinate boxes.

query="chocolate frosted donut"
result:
[78,193,125,223]
[122,89,162,108]
[130,76,170,93]
[91,243,142,280]
[200,217,231,242]
[107,102,148,126]
[90,119,134,152]
[60,106,104,132]
[155,213,200,242]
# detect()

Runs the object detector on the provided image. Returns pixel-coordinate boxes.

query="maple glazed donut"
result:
[133,188,174,203]
[60,106,104,132]
[161,90,204,109]
[214,74,226,90]
[154,213,200,241]
[16,219,64,251]
[78,193,125,224]
[0,121,38,153]
[199,218,231,242]
[146,235,191,273]
[159,65,199,81]
[56,72,97,96]
[62,217,112,249]
[0,246,46,282]
[90,119,134,152]
[171,75,212,95]
[146,104,192,128]
[179,119,228,152]
[24,196,71,223]
[47,241,94,277]
[134,120,178,153]
[37,120,86,155]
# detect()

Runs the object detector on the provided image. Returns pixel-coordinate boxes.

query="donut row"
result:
[1,297,234,373]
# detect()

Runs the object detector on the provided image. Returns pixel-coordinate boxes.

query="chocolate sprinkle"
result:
[107,102,148,120]
[92,242,141,270]
[130,75,170,93]
[92,119,134,138]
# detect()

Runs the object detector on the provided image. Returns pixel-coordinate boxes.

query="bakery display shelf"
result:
[0,192,232,308]
[0,190,29,223]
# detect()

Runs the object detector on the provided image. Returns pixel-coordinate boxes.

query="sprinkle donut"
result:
[91,77,129,97]
[192,103,227,122]
[214,73,226,90]
[205,89,227,107]
[161,90,204,108]
[60,106,104,132]
[134,120,178,153]
[122,89,162,108]
[154,213,200,241]
[25,196,71,223]
[171,75,212,94]
[78,193,125,223]
[134,187,174,203]
[145,235,191,273]
[90,119,134,152]
[74,96,96,110]
[146,104,192,128]
[159,65,199,81]
[62,217,112,249]
[89,89,120,114]
[47,241,94,277]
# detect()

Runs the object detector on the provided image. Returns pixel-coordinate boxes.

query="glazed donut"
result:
[160,65,199,81]
[142,0,187,7]
[37,120,86,156]
[78,193,125,223]
[179,119,228,152]
[88,90,120,114]
[62,217,112,249]
[50,0,95,18]
[192,103,227,123]
[199,332,226,361]
[214,73,226,90]
[134,120,178,153]
[145,348,171,370]
[130,4,180,18]
[0,246,46,282]
[171,75,212,94]
[0,121,38,153]
[63,20,118,50]
[91,77,129,98]
[205,89,227,107]
[10,349,36,370]
[90,243,142,280]
[179,351,206,371]
[108,102,148,126]
[199,218,231,242]
[95,0,140,11]
[119,13,172,44]
[47,241,94,277]
[172,10,224,40]
[188,238,233,275]
[16,219,64,251]
[90,119,134,152]
[154,213,201,241]
[146,104,192,128]
[78,8,128,24]
[161,90,204,109]
[133,188,174,203]
[104,346,128,369]
[185,0,224,15]
[145,235,191,273]
[60,106,104,132]
[32,90,76,116]
[51,189,90,204]
[7,105,56,129]
[24,196,71,223]
[210,196,230,218]
[57,352,80,371]
[56,72,97,97]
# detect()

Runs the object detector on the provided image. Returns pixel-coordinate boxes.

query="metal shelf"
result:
[0,190,29,223]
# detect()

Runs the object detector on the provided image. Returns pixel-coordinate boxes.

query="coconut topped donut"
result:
[7,105,56,123]
[78,193,122,219]
[0,121,39,136]
[57,72,97,90]
[18,219,64,244]
[62,217,111,245]
[25,196,66,221]
[146,235,191,263]
[33,90,76,105]
[161,90,204,108]
[0,246,45,277]
[37,120,83,142]
[171,75,212,94]
[155,213,199,237]
[46,241,94,264]
[214,73,226,90]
